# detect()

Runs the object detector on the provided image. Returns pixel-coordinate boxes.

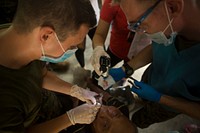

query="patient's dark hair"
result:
[13,0,96,41]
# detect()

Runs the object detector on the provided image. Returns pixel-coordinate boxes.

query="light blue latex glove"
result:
[109,67,125,82]
[130,80,162,102]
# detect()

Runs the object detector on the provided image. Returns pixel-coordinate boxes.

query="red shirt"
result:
[100,0,132,61]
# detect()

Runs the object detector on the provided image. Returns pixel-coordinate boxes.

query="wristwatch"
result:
[123,62,134,78]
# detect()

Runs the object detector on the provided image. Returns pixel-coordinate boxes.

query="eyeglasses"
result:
[127,0,162,33]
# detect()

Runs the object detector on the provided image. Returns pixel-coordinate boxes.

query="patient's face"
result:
[92,105,136,133]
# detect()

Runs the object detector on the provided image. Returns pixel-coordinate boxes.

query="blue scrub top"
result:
[148,40,200,102]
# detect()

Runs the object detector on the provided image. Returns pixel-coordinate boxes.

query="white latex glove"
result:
[66,103,101,125]
[90,46,110,76]
[70,85,98,104]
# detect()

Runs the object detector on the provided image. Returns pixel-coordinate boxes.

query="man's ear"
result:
[166,0,184,18]
[40,27,54,43]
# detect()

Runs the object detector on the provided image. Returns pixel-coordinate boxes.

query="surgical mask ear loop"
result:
[41,43,45,57]
[54,33,65,52]
[163,2,174,33]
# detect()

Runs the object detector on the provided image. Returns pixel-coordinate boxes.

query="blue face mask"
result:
[146,2,177,46]
[40,34,77,63]
[40,48,77,63]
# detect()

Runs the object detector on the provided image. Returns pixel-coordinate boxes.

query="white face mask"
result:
[146,2,177,46]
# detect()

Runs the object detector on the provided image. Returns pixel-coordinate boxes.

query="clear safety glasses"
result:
[127,0,162,33]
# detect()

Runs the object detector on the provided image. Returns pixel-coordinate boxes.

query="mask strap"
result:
[41,44,45,56]
[54,33,65,52]
[163,2,174,33]
[163,18,174,33]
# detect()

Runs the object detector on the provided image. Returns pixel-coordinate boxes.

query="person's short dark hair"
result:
[13,0,97,41]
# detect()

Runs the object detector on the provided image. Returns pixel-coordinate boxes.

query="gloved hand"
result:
[109,67,126,82]
[123,74,136,88]
[66,103,101,125]
[90,46,110,76]
[130,80,162,102]
[109,62,134,82]
[69,85,98,104]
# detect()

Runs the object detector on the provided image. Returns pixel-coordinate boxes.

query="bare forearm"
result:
[160,95,200,120]
[42,71,72,95]
[127,45,152,71]
[27,114,72,133]
[92,33,106,48]
[92,19,110,48]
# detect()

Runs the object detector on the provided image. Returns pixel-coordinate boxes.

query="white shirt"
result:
[89,0,100,26]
